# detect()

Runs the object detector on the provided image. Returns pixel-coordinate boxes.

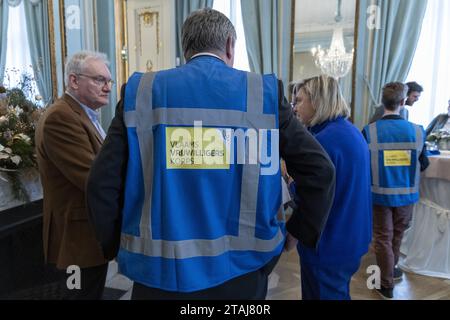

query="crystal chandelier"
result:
[311,0,354,79]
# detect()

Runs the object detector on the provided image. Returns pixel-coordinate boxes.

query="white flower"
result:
[14,133,31,144]
[0,115,7,125]
[0,145,12,154]
[0,145,12,160]
[10,155,22,165]
[14,106,23,116]
[0,146,12,154]
[7,105,23,117]
[0,145,13,161]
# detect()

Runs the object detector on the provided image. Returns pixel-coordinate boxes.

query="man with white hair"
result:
[35,51,113,299]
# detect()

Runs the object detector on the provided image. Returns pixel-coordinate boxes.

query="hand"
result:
[284,232,298,252]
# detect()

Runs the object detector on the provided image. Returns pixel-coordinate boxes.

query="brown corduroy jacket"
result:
[35,93,107,269]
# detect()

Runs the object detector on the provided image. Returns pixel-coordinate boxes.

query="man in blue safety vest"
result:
[363,82,429,300]
[86,8,335,300]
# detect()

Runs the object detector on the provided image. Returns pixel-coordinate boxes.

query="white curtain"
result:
[2,1,40,101]
[0,0,9,80]
[407,0,450,127]
[213,0,250,71]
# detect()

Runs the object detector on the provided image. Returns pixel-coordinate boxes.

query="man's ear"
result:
[400,98,406,106]
[68,74,79,90]
[225,36,235,66]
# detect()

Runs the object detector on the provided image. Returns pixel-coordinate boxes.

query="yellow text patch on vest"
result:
[383,150,411,167]
[166,127,230,169]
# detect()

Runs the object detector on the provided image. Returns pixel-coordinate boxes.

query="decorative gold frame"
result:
[47,0,66,99]
[114,0,128,97]
[289,0,296,85]
[350,0,360,122]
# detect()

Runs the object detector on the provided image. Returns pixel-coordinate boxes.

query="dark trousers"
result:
[131,255,280,300]
[300,259,361,300]
[57,263,108,300]
[372,204,413,288]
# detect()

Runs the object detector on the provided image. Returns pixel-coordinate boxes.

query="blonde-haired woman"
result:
[293,75,372,300]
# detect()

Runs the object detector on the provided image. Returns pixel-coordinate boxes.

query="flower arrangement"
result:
[0,74,45,201]
[426,129,450,151]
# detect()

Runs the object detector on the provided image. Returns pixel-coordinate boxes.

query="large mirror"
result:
[292,0,356,106]
[1,0,65,103]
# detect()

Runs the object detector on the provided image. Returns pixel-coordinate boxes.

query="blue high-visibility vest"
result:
[118,56,284,292]
[363,119,425,207]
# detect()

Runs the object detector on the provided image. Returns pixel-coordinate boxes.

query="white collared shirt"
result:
[190,52,225,63]
[66,91,106,140]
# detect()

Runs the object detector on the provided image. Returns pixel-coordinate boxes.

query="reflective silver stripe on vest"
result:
[239,72,263,236]
[371,186,419,195]
[136,72,156,239]
[124,107,275,129]
[369,124,380,187]
[370,142,420,150]
[121,230,285,259]
[368,122,422,195]
[122,72,282,258]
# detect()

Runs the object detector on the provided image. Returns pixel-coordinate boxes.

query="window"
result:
[3,1,40,103]
[213,0,250,71]
[407,0,450,127]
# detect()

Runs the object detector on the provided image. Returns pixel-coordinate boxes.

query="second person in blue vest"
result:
[293,76,372,300]
[86,8,336,299]
[362,82,429,300]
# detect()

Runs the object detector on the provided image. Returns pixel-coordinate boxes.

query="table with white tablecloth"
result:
[399,153,450,279]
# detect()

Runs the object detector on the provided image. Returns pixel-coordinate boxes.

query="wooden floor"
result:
[107,248,450,300]
[266,248,450,300]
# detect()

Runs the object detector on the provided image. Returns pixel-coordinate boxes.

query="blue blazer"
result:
[298,117,372,264]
